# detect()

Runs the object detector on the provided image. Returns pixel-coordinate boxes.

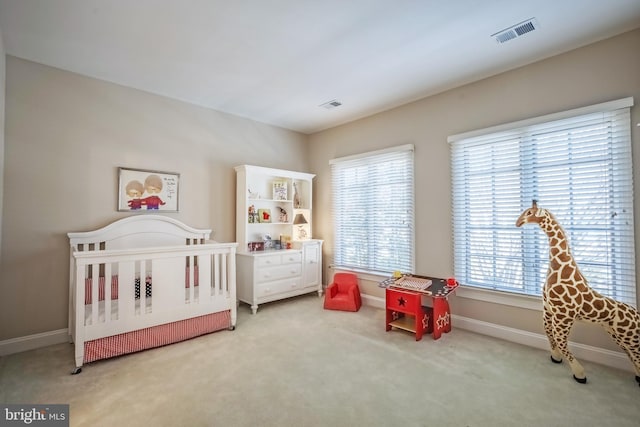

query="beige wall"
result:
[0,57,308,340]
[309,29,640,351]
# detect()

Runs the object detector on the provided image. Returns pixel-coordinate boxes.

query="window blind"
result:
[330,144,415,275]
[449,98,636,306]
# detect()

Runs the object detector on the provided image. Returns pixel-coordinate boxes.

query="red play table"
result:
[380,275,458,341]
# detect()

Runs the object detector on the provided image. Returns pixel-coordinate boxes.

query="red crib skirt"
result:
[84,310,231,364]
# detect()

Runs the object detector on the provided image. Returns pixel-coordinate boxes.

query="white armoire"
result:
[234,165,323,314]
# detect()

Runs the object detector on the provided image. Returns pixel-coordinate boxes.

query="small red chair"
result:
[324,272,362,312]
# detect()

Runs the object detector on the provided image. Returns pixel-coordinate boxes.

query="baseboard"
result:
[361,296,633,373]
[362,294,385,309]
[0,329,69,357]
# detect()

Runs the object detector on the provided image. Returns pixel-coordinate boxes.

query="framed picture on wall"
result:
[118,167,180,212]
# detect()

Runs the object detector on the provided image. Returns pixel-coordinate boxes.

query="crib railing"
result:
[69,242,237,347]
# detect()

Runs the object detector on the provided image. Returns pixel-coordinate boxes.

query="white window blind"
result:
[330,144,415,275]
[449,98,636,306]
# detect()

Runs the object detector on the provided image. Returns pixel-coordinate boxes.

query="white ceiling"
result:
[1,0,640,134]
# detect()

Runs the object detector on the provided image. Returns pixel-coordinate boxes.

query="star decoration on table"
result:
[422,313,430,330]
[436,312,450,330]
[397,297,406,306]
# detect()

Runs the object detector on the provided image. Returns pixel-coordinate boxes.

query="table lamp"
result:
[293,213,308,240]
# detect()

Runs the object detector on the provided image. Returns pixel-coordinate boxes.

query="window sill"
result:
[456,285,542,311]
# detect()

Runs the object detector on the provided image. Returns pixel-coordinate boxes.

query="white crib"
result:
[68,215,237,372]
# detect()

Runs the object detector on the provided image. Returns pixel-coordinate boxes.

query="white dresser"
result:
[237,240,323,314]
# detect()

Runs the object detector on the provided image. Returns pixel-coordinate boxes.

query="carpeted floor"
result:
[1,293,639,427]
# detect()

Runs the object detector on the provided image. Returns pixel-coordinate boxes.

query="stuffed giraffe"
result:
[516,200,640,385]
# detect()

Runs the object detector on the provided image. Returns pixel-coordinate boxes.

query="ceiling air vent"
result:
[320,99,342,109]
[492,18,539,44]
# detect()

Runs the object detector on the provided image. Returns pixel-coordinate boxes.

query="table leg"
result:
[414,310,423,341]
[432,297,451,340]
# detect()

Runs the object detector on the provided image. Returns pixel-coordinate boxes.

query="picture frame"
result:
[118,167,180,212]
[248,241,265,252]
[258,208,272,223]
[272,180,288,201]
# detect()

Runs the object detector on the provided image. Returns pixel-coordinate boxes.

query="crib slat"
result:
[214,253,221,295]
[119,261,135,318]
[138,260,146,314]
[222,253,229,295]
[188,255,195,303]
[91,263,99,325]
[198,253,211,301]
[104,263,112,323]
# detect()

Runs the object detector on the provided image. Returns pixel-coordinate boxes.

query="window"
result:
[330,144,415,275]
[449,98,636,306]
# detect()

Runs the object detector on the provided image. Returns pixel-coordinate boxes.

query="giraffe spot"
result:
[549,287,562,299]
[547,272,558,284]
[583,303,593,313]
[560,265,574,280]
[566,286,578,297]
[577,283,589,293]
[559,315,573,324]
[593,299,605,310]
[558,253,572,263]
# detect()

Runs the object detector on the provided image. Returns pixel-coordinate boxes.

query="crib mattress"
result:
[83,309,231,364]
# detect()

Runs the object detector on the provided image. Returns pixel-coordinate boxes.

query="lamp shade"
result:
[293,213,308,225]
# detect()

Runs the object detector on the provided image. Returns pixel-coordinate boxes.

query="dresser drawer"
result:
[256,278,302,298]
[386,287,421,313]
[256,254,283,268]
[256,263,302,283]
[255,251,302,268]
[280,251,302,264]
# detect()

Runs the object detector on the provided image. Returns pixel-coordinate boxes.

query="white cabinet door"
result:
[298,240,323,291]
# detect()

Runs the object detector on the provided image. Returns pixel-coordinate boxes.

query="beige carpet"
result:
[1,293,639,427]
